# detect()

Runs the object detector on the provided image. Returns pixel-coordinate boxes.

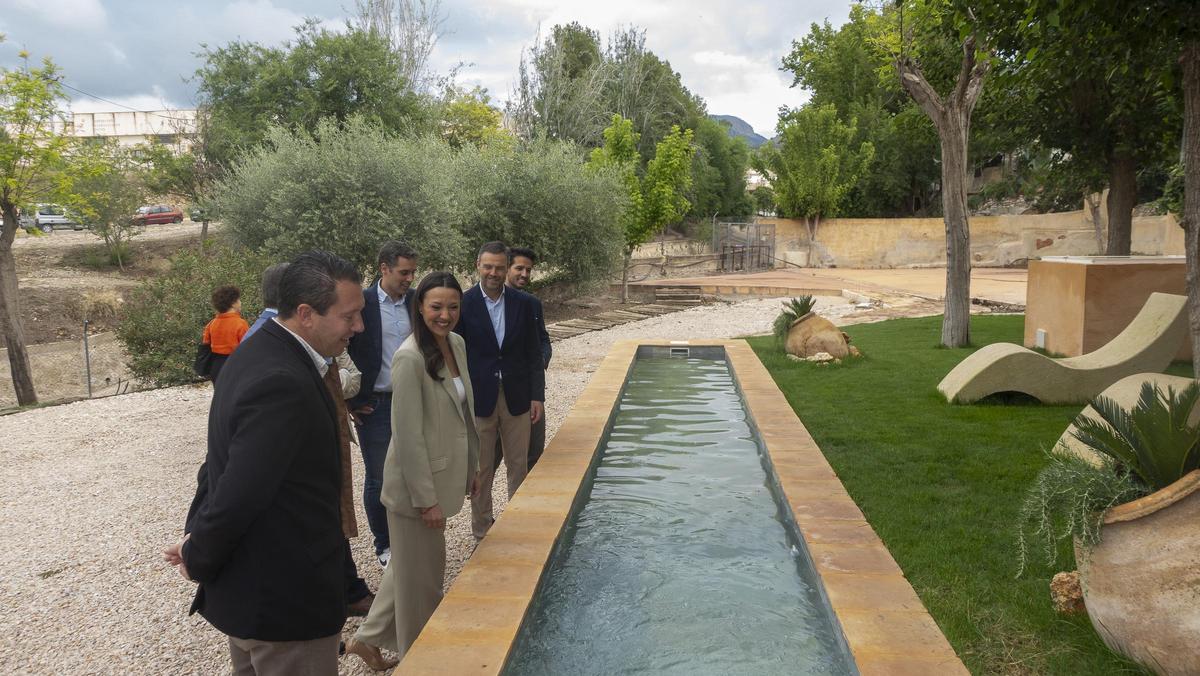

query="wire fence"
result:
[0,328,136,410]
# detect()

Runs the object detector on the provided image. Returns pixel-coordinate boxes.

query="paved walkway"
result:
[631,267,1029,306]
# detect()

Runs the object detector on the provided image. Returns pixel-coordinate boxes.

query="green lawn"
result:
[748,315,1190,675]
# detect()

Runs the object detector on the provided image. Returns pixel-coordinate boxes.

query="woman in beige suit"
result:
[346,271,480,670]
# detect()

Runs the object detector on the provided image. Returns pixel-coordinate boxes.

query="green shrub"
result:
[214,117,625,285]
[118,244,271,386]
[772,295,817,344]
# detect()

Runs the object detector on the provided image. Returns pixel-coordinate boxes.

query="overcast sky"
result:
[0,0,852,136]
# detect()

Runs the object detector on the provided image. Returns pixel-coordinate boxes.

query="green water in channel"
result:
[503,355,854,675]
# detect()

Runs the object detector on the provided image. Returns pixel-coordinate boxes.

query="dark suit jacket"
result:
[182,320,346,641]
[347,281,416,408]
[454,285,545,418]
[530,294,552,369]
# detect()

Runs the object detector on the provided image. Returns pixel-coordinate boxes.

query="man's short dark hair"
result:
[477,241,508,259]
[260,262,289,308]
[508,247,537,265]
[377,240,416,269]
[211,285,241,313]
[278,251,362,319]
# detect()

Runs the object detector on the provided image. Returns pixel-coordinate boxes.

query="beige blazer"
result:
[380,333,479,519]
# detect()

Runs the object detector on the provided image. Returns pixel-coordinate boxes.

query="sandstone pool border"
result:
[396,339,967,675]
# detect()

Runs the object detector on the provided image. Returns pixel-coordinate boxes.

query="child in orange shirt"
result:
[203,285,250,384]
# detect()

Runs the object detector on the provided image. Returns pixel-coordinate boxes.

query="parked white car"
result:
[29,204,83,232]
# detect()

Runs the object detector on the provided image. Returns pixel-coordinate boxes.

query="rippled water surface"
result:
[504,356,853,675]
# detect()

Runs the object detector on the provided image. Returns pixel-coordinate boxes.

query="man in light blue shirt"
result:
[346,241,417,567]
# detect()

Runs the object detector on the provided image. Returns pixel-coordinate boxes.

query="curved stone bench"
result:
[1054,372,1200,464]
[937,292,1188,404]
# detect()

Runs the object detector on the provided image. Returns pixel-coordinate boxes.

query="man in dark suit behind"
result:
[164,251,365,675]
[455,241,545,540]
[346,241,417,567]
[502,247,552,471]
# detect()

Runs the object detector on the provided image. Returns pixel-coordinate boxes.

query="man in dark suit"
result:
[347,241,417,567]
[455,241,545,540]
[502,247,552,470]
[164,251,365,674]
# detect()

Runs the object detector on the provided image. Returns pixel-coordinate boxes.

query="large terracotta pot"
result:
[1075,469,1200,675]
[784,312,848,359]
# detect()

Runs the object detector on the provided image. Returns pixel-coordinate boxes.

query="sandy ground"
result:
[0,293,942,675]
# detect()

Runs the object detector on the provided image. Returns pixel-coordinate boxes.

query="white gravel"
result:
[0,295,894,674]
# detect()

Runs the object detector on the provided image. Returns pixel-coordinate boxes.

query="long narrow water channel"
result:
[504,352,854,675]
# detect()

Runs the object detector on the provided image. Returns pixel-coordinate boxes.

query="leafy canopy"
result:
[755,104,874,222]
[589,114,695,252]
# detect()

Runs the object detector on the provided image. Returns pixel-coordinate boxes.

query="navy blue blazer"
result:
[454,285,546,418]
[530,294,552,369]
[347,281,416,408]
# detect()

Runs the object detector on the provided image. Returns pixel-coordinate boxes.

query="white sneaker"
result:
[377,548,391,568]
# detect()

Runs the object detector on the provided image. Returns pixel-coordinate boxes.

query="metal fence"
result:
[712,221,775,272]
[0,327,135,410]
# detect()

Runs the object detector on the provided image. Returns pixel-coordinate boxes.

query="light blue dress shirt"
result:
[481,284,506,349]
[374,285,411,393]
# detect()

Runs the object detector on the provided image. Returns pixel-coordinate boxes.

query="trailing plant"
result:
[772,295,817,344]
[1016,381,1200,574]
[1016,451,1143,574]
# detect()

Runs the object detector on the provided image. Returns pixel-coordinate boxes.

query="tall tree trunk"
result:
[621,250,631,304]
[199,219,210,254]
[1084,192,1105,253]
[806,216,816,267]
[0,205,38,405]
[1105,154,1137,255]
[939,113,973,348]
[1180,41,1200,377]
[897,34,989,348]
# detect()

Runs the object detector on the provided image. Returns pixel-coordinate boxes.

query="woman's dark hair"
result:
[410,271,463,381]
[278,250,362,319]
[211,285,241,313]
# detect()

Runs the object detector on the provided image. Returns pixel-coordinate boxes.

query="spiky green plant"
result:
[1072,381,1200,491]
[1016,381,1200,574]
[773,295,817,344]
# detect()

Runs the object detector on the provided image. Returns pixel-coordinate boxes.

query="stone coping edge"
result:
[395,339,968,675]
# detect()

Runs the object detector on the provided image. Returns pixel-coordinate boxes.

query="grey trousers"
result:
[228,632,339,676]
[355,511,446,658]
[471,385,531,539]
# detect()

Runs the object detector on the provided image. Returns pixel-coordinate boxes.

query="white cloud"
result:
[218,0,310,45]
[430,0,849,135]
[5,0,107,31]
[103,41,126,64]
[69,86,185,114]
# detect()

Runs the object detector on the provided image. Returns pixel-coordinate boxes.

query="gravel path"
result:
[0,295,916,674]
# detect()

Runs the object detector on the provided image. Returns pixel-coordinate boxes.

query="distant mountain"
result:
[710,114,768,148]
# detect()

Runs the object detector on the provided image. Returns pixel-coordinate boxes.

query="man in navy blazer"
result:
[455,241,545,540]
[346,241,417,566]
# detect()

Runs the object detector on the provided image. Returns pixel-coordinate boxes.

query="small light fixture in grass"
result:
[773,295,816,347]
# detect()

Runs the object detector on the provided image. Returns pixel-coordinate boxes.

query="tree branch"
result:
[896,56,944,121]
[952,35,977,106]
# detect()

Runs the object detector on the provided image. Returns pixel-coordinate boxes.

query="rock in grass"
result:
[1050,571,1085,615]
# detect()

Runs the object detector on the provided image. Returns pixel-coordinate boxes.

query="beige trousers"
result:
[471,384,531,539]
[354,512,445,659]
[228,632,339,676]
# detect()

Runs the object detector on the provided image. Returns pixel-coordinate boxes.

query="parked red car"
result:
[134,204,184,225]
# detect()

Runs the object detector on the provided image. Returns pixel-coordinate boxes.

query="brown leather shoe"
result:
[348,593,375,617]
[344,639,398,671]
